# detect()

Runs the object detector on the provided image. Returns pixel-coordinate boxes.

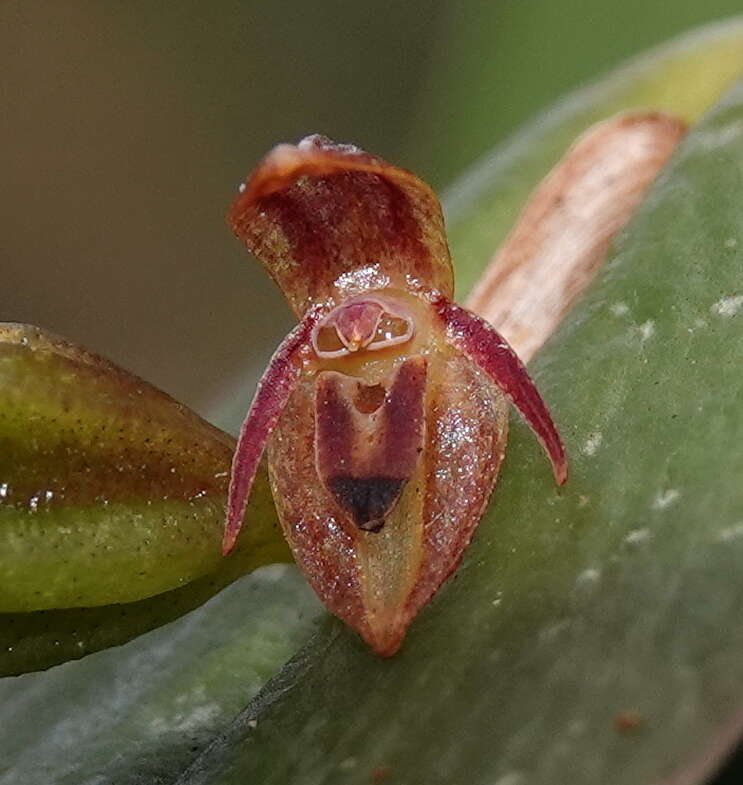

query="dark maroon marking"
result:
[375,175,430,271]
[326,476,406,531]
[315,372,354,476]
[258,172,429,287]
[315,357,427,532]
[432,296,568,485]
[223,304,323,555]
[380,356,427,479]
[258,186,331,290]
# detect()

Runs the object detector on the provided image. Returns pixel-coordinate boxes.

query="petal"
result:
[228,135,454,316]
[223,306,321,555]
[433,297,568,485]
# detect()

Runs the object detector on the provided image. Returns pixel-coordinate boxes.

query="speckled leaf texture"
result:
[2,19,743,785]
[0,325,290,674]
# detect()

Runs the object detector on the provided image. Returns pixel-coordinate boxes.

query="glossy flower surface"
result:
[224,136,566,655]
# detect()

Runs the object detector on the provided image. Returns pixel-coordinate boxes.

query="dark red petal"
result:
[433,297,568,485]
[222,306,321,555]
[228,135,453,316]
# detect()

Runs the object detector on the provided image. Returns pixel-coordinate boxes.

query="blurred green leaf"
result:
[2,19,743,784]
[411,12,743,186]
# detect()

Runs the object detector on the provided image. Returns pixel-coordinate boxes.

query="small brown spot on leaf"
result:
[615,710,643,733]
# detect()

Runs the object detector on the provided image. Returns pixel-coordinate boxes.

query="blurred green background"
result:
[2,0,742,431]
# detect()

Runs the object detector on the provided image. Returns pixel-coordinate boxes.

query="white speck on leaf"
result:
[539,619,570,643]
[711,295,743,317]
[697,120,743,149]
[576,567,601,587]
[624,528,651,545]
[638,320,655,341]
[653,489,680,509]
[339,758,357,770]
[148,703,221,734]
[568,719,587,737]
[610,302,629,316]
[494,772,525,785]
[582,432,602,456]
[724,237,738,249]
[718,523,743,542]
[238,182,246,193]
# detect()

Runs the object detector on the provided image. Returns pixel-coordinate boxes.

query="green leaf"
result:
[3,19,743,784]
[0,467,286,675]
[0,324,289,674]
[409,12,743,187]
[175,43,743,785]
[0,323,280,611]
[0,566,321,784]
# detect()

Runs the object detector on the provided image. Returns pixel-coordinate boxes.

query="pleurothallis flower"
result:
[223,135,567,656]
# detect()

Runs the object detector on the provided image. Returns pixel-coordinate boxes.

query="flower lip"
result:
[311,294,416,359]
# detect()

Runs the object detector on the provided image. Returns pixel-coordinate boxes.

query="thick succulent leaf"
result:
[0,324,290,674]
[0,566,321,784]
[2,20,743,785]
[0,469,287,676]
[176,54,743,785]
[0,323,285,612]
